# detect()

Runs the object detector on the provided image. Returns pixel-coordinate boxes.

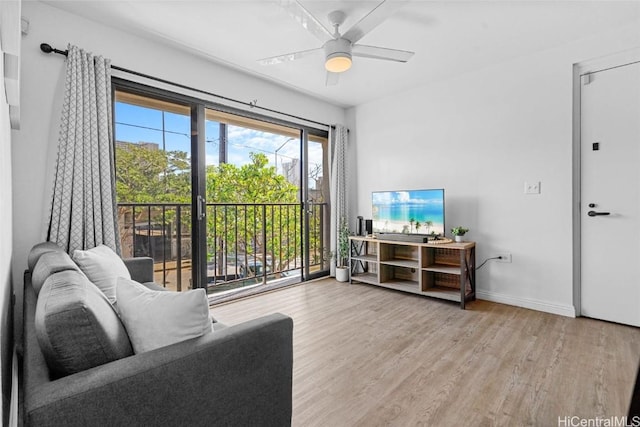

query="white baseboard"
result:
[476,290,576,318]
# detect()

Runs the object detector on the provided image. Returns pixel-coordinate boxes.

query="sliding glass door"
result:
[114,90,194,291]
[113,83,329,298]
[202,109,330,298]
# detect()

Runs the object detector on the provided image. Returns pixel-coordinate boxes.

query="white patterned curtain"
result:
[47,45,120,254]
[329,124,348,274]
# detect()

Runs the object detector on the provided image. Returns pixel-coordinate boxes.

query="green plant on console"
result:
[451,226,469,236]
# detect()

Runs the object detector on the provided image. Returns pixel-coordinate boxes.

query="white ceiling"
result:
[43,0,640,108]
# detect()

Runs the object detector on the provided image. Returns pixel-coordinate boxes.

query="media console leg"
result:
[460,249,466,309]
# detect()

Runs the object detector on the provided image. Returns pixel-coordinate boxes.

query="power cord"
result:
[476,256,503,270]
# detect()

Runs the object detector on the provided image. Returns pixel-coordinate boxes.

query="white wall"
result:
[0,32,14,425]
[348,23,640,316]
[11,1,345,282]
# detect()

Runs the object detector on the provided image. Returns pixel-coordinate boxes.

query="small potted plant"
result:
[451,226,469,243]
[335,219,351,282]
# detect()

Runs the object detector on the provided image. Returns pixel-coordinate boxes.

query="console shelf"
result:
[423,264,461,275]
[351,254,378,263]
[422,286,461,302]
[350,272,378,285]
[349,236,476,309]
[381,259,420,269]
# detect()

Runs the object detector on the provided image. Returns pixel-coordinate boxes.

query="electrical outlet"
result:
[524,181,541,194]
[496,253,512,263]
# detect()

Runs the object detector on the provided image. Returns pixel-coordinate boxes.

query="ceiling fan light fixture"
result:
[325,52,352,73]
[324,38,352,73]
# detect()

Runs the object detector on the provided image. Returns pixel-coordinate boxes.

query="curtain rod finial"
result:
[40,43,69,57]
[40,43,53,54]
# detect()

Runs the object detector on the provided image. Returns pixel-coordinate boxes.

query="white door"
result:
[581,60,640,326]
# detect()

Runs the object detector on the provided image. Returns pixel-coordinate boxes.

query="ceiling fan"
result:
[259,0,415,85]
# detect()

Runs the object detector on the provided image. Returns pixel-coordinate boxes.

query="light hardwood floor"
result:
[211,278,640,426]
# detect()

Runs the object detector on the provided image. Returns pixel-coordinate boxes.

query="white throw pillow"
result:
[116,277,213,354]
[73,245,131,304]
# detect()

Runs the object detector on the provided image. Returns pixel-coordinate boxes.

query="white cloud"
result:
[397,191,410,202]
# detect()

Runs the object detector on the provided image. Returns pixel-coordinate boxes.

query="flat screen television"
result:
[372,189,445,236]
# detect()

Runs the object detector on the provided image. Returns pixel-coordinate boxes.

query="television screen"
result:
[372,189,445,236]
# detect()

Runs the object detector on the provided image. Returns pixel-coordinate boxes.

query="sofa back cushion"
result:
[72,245,131,304]
[31,251,81,296]
[35,270,134,378]
[116,277,213,354]
[28,241,64,272]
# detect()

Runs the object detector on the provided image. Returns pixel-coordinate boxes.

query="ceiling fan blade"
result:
[278,0,334,43]
[352,44,414,62]
[342,0,408,44]
[326,71,340,86]
[258,47,323,66]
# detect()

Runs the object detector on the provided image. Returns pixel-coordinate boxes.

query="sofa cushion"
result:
[35,270,134,378]
[137,280,221,323]
[72,245,131,304]
[116,277,213,354]
[31,251,81,296]
[28,241,64,272]
[140,281,220,325]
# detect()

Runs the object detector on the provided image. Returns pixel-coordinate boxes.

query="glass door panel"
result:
[114,90,193,291]
[204,108,305,298]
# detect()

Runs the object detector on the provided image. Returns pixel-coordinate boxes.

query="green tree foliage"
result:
[205,153,300,275]
[116,144,190,203]
[115,144,192,258]
[205,153,297,204]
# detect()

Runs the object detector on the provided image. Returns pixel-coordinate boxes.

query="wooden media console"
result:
[349,236,476,309]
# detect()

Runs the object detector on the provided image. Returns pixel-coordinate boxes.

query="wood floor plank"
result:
[211,279,640,426]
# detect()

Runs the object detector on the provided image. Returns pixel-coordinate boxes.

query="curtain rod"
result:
[39,43,336,130]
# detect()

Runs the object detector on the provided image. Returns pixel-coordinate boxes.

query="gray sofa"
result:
[19,242,293,426]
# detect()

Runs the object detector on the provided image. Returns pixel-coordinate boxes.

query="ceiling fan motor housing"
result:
[324,38,352,72]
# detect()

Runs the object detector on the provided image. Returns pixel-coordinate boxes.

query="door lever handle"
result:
[588,210,610,217]
[197,195,206,220]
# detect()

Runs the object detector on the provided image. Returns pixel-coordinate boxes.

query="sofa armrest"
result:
[24,313,293,426]
[122,257,154,283]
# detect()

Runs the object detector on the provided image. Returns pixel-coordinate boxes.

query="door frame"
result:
[572,48,640,316]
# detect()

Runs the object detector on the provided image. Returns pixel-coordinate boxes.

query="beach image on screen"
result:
[372,189,444,235]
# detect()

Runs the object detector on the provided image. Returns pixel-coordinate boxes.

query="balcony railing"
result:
[117,202,329,294]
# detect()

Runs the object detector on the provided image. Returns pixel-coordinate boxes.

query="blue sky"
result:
[114,102,322,179]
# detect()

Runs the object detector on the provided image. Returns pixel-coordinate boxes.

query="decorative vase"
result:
[454,235,464,243]
[335,267,349,282]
